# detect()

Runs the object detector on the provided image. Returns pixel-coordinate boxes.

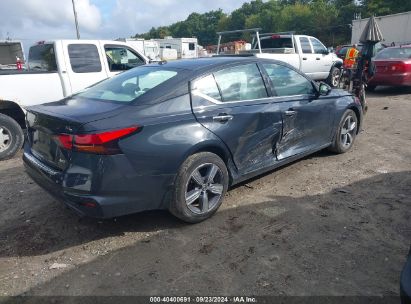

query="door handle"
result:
[316,58,321,60]
[302,57,307,60]
[285,110,297,116]
[213,114,233,123]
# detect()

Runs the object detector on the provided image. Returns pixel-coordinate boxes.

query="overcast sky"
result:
[0,0,249,52]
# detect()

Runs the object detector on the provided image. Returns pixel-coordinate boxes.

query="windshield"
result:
[76,67,178,103]
[375,47,411,59]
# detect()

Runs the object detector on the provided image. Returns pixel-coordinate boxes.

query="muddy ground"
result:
[0,87,410,297]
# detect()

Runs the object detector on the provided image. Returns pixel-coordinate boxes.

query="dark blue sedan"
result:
[23,57,363,223]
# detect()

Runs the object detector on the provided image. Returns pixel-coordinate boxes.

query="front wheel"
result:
[0,114,24,161]
[328,109,358,154]
[169,152,229,223]
[327,66,341,88]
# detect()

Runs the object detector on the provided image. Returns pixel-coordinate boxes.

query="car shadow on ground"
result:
[0,150,343,258]
[367,86,411,98]
[4,171,411,297]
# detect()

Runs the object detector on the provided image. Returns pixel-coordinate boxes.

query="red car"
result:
[367,45,411,91]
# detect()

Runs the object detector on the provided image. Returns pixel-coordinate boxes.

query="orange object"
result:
[344,47,359,69]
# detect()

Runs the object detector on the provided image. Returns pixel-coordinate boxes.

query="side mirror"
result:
[318,82,332,96]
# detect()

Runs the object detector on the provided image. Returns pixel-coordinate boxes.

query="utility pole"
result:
[71,0,80,39]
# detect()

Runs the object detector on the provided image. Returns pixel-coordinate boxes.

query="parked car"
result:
[228,30,343,86]
[23,57,363,223]
[0,40,149,161]
[401,246,411,304]
[367,45,411,91]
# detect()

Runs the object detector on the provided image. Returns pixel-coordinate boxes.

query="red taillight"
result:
[390,63,406,72]
[54,126,139,155]
[56,134,74,149]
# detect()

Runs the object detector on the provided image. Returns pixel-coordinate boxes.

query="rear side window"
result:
[105,45,145,72]
[76,67,178,103]
[299,37,312,54]
[192,75,222,101]
[68,44,102,73]
[262,63,315,96]
[213,64,268,102]
[28,44,57,72]
[259,37,293,49]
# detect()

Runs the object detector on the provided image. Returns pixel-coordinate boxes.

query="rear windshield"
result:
[28,44,57,71]
[375,47,411,59]
[76,67,178,103]
[258,37,293,49]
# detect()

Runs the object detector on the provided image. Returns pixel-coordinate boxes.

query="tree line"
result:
[133,0,411,47]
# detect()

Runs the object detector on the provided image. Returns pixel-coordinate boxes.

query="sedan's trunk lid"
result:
[26,97,126,170]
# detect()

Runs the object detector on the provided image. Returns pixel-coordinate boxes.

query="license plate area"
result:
[31,130,68,170]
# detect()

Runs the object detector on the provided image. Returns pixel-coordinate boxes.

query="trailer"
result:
[153,37,198,59]
[0,40,25,70]
[117,38,161,61]
[352,11,411,46]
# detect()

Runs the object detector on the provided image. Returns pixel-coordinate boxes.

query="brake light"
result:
[54,126,139,155]
[271,35,281,39]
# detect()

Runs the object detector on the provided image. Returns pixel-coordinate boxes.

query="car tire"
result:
[328,109,358,154]
[0,114,24,161]
[326,66,341,88]
[169,152,229,223]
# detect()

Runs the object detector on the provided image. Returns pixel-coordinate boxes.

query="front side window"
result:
[105,46,145,72]
[213,63,268,102]
[262,63,315,96]
[189,43,196,51]
[310,38,327,54]
[192,75,222,101]
[76,67,178,103]
[28,44,57,72]
[299,37,312,54]
[68,44,102,73]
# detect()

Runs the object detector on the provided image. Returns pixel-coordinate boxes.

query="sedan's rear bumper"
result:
[368,72,411,87]
[23,149,175,219]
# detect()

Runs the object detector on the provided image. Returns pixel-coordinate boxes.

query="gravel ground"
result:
[0,87,410,297]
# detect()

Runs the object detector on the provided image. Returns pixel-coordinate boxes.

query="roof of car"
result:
[147,56,270,71]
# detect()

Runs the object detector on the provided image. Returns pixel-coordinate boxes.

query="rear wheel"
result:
[169,152,228,223]
[0,114,24,161]
[327,66,341,88]
[328,109,358,154]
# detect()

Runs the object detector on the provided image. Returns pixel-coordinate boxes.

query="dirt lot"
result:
[0,87,410,297]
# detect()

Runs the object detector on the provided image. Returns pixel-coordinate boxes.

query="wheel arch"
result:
[182,139,236,185]
[332,60,343,70]
[0,100,26,129]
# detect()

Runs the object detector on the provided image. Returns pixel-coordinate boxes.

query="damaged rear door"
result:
[261,62,333,160]
[190,63,283,175]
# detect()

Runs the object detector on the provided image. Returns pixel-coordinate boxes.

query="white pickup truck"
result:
[217,29,342,86]
[0,39,149,160]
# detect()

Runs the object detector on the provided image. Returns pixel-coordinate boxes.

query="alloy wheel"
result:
[340,114,356,149]
[185,163,224,215]
[0,127,11,153]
